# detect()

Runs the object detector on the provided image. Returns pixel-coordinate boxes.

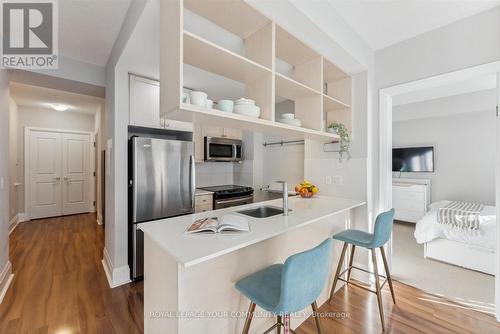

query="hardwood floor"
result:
[1,213,498,333]
[0,214,143,334]
[298,280,500,334]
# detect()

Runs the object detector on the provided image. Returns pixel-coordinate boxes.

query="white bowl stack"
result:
[233,98,261,118]
[278,113,302,127]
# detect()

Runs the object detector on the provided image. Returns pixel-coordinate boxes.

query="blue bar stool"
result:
[328,209,396,331]
[235,238,333,334]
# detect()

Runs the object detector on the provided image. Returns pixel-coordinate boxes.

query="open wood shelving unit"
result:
[161,0,352,141]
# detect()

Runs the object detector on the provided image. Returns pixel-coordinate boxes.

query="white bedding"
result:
[414,200,497,251]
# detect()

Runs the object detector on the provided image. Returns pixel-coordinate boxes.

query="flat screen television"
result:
[392,146,434,172]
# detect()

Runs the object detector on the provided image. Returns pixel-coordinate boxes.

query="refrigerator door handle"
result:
[190,155,196,210]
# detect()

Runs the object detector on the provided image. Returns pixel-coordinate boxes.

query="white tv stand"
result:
[392,178,431,223]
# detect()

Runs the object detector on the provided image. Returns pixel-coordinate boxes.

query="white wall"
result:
[393,105,496,205]
[0,69,12,302]
[8,99,18,222]
[374,6,500,214]
[15,107,95,214]
[105,0,147,287]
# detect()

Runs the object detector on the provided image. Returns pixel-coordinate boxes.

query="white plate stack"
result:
[278,113,302,127]
[233,98,261,118]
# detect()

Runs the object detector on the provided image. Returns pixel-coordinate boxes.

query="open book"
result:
[186,214,250,234]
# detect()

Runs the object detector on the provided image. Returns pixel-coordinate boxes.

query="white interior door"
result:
[29,130,62,219]
[62,133,90,215]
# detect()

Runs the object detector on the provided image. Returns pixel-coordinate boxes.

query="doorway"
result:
[26,128,91,220]
[379,61,500,320]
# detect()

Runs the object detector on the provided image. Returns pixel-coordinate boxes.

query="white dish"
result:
[278,118,302,127]
[206,99,213,109]
[281,113,295,119]
[234,104,261,118]
[217,100,234,112]
[190,91,208,107]
[235,98,255,105]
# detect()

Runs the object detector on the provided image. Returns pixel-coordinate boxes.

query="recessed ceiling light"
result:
[52,103,69,111]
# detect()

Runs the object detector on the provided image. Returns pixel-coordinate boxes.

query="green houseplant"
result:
[327,122,351,161]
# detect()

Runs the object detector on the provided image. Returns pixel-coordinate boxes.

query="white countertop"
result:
[139,196,365,268]
[195,188,214,196]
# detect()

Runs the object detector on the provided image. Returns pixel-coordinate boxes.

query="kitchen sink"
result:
[237,206,290,218]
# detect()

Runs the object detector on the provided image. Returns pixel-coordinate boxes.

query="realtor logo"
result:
[1,0,58,69]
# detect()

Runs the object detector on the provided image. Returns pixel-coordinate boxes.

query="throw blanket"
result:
[437,201,483,232]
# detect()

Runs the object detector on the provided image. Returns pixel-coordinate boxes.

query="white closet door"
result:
[62,133,90,215]
[29,131,62,219]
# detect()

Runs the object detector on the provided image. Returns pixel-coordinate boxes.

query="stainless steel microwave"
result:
[204,137,242,162]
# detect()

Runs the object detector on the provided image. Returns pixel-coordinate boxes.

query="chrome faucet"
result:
[276,181,289,216]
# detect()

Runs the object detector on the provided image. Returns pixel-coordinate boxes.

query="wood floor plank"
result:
[0,213,499,334]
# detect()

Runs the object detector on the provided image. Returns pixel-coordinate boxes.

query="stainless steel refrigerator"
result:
[129,136,195,280]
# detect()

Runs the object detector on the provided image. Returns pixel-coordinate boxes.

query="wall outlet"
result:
[325,176,332,185]
[333,175,343,185]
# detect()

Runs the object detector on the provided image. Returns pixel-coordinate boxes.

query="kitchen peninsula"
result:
[140,196,365,334]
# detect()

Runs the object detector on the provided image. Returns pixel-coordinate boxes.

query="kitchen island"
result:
[140,196,365,334]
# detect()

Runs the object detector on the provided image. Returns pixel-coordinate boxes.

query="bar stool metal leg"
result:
[311,301,323,334]
[371,248,385,331]
[242,302,256,334]
[329,242,348,304]
[380,246,396,304]
[346,245,356,283]
[277,315,282,334]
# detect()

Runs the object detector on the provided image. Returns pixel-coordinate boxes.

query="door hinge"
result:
[93,142,96,147]
[93,201,96,207]
[496,105,498,117]
[93,171,96,177]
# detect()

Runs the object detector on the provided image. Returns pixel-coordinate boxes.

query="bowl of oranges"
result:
[295,181,318,198]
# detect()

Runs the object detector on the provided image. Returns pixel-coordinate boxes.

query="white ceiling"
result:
[10,83,104,115]
[59,0,131,66]
[326,0,500,50]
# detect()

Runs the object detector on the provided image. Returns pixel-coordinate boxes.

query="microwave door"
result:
[207,142,234,161]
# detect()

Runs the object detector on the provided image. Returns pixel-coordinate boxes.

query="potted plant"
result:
[327,122,351,161]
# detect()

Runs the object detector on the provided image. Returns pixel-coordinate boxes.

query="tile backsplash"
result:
[195,162,234,187]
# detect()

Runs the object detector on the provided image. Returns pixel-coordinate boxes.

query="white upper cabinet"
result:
[129,74,193,132]
[129,75,161,128]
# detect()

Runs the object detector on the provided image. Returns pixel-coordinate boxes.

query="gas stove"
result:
[198,185,254,209]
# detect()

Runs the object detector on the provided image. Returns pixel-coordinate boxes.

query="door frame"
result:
[24,127,94,221]
[378,60,500,321]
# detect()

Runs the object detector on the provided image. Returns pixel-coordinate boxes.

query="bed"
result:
[414,200,496,275]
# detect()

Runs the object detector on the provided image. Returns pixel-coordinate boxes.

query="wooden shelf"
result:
[184,0,270,39]
[323,59,349,83]
[276,25,319,66]
[323,94,350,111]
[161,1,352,143]
[183,31,272,84]
[275,73,321,100]
[164,103,340,141]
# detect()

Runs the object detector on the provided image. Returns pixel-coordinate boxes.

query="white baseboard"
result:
[0,261,14,304]
[102,247,131,288]
[9,214,19,235]
[8,212,28,234]
[97,212,103,225]
[18,213,28,223]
